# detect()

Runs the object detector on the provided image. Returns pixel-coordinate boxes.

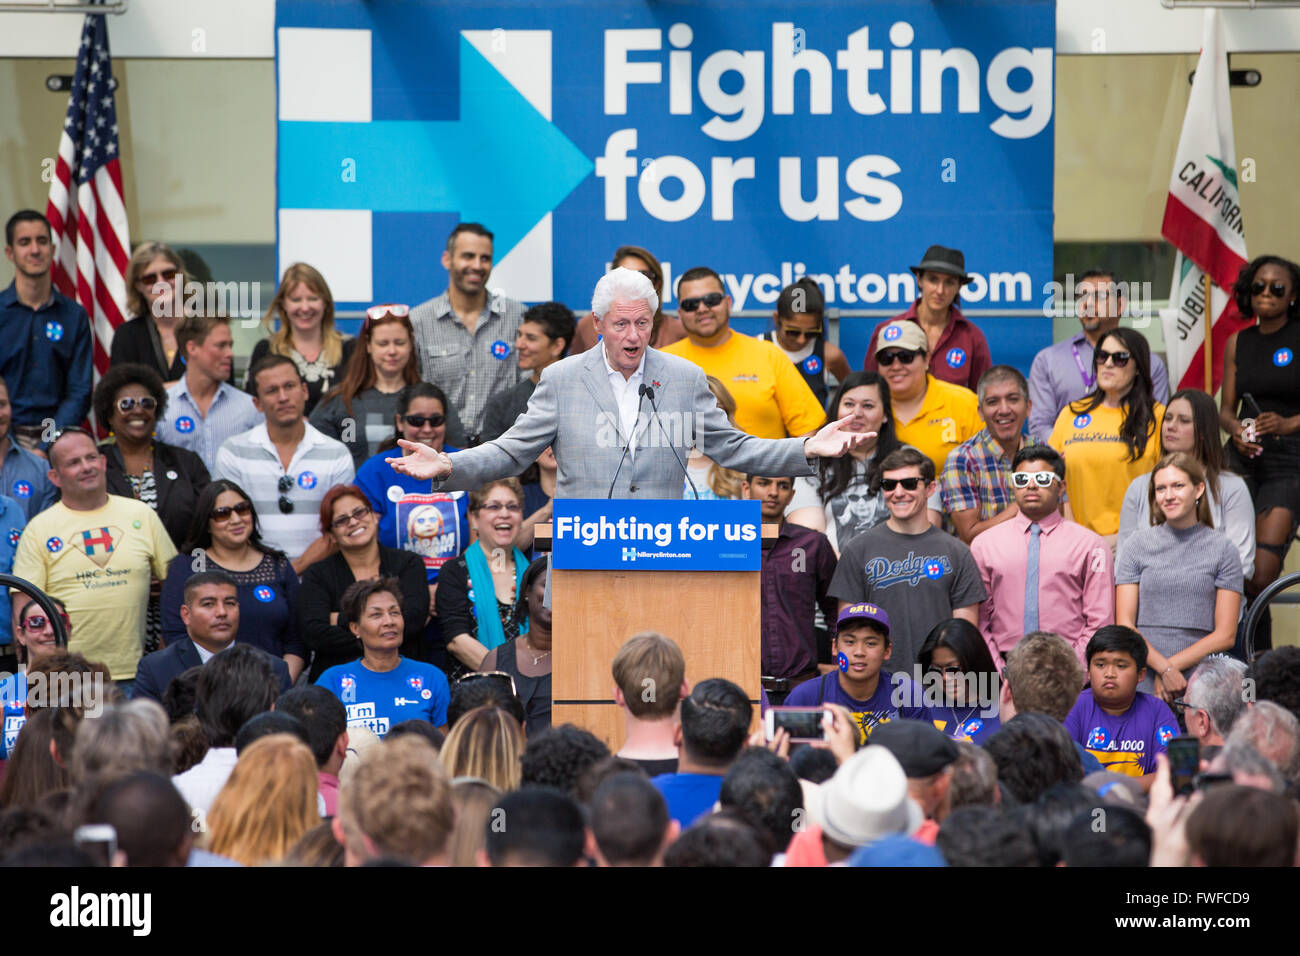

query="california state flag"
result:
[1159,9,1251,393]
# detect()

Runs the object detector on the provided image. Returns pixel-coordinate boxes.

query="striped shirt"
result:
[158,376,263,474]
[410,290,526,436]
[213,422,355,560]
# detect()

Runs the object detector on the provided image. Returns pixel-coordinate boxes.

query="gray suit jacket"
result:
[440,345,816,498]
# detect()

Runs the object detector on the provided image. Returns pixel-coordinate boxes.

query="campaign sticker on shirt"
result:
[11,481,30,499]
[421,688,432,700]
[44,321,64,341]
[1087,726,1111,749]
[6,529,20,547]
[837,651,849,673]
[490,340,511,360]
[254,585,275,603]
[166,470,179,480]
[175,416,196,434]
[297,471,318,490]
[407,675,424,691]
[924,560,945,579]
[1157,724,1177,746]
[944,347,967,369]
[961,718,983,737]
[1273,348,1294,367]
[132,520,141,529]
[45,536,63,553]
[801,355,822,375]
[1073,413,1092,429]
[387,485,405,503]
[882,325,902,342]
[340,675,355,690]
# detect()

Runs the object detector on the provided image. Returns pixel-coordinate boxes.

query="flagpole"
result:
[1203,272,1214,394]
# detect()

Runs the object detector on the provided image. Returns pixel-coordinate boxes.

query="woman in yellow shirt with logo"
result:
[1049,327,1164,547]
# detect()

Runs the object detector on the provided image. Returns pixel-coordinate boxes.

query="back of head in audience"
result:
[235,711,310,756]
[663,809,771,868]
[520,724,610,795]
[612,631,687,720]
[162,666,203,723]
[1061,805,1151,867]
[1017,783,1097,867]
[1216,739,1287,793]
[0,710,69,810]
[482,787,587,867]
[936,806,1037,866]
[440,705,524,792]
[196,644,281,748]
[948,741,999,810]
[1185,785,1299,867]
[206,734,320,866]
[869,719,959,821]
[719,748,803,854]
[275,685,348,770]
[446,676,526,729]
[677,678,751,770]
[1249,646,1300,725]
[284,821,345,868]
[386,720,444,752]
[336,735,453,867]
[89,771,192,867]
[0,806,67,861]
[574,756,645,806]
[72,699,172,783]
[789,746,838,785]
[1226,700,1300,784]
[1002,631,1084,722]
[591,772,676,866]
[984,713,1084,804]
[447,778,502,868]
[1184,655,1248,745]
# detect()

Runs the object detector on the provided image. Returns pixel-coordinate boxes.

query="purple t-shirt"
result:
[922,705,1001,745]
[1064,688,1178,777]
[784,671,925,745]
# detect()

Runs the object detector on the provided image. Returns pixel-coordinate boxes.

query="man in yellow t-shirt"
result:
[663,267,825,439]
[875,321,982,475]
[12,429,177,687]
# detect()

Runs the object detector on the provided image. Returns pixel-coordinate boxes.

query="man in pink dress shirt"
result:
[970,444,1114,662]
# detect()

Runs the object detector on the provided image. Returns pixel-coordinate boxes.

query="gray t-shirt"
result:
[1115,522,1242,688]
[310,387,469,468]
[828,524,987,670]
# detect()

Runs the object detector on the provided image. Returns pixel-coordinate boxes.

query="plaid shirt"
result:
[940,427,1066,519]
[410,291,526,436]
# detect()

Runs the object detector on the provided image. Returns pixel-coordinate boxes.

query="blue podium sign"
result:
[552,499,762,570]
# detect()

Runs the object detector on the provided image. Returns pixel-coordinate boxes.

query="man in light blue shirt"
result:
[0,377,57,520]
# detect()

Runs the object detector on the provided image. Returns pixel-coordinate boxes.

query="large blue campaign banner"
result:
[551,499,762,570]
[275,0,1054,372]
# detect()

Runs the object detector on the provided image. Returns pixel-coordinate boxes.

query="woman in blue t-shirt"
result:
[916,618,1001,745]
[315,577,450,736]
[0,596,72,759]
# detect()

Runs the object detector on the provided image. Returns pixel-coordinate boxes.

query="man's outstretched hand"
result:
[386,439,453,480]
[804,415,876,459]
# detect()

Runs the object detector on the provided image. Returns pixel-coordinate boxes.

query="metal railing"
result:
[1241,571,1300,662]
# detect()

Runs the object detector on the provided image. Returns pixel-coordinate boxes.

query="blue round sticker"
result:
[801,355,822,375]
[490,340,510,360]
[175,416,195,434]
[945,347,967,369]
[7,529,20,548]
[1157,724,1177,746]
[45,321,64,341]
[1087,726,1110,749]
[297,471,317,490]
[924,560,945,579]
[11,481,30,499]
[961,718,984,737]
[45,536,63,553]
[254,585,275,603]
[882,325,902,342]
[1273,348,1293,367]
[837,652,850,673]
[1073,413,1092,429]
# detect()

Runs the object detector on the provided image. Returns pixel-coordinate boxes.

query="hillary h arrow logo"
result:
[277,34,593,259]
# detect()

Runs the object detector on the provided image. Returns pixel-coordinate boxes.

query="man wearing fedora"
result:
[863,245,992,390]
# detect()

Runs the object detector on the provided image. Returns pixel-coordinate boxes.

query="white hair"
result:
[591,266,659,320]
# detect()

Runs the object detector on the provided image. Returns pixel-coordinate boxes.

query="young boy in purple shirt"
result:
[784,603,925,745]
[1064,625,1179,790]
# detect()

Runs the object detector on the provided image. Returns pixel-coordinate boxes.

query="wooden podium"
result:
[536,515,775,751]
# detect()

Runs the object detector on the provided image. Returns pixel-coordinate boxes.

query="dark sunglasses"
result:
[1095,348,1131,368]
[331,504,371,531]
[116,396,158,414]
[877,349,922,367]
[211,501,253,522]
[1251,280,1288,298]
[402,413,445,429]
[880,476,925,491]
[20,613,70,632]
[138,268,178,286]
[277,475,294,514]
[679,292,725,313]
[927,664,964,676]
[779,325,822,340]
[455,670,518,696]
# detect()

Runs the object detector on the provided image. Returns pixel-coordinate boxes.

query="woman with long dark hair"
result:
[569,244,685,352]
[1119,388,1254,579]
[1218,254,1300,599]
[160,479,306,679]
[1049,326,1164,544]
[916,618,1001,744]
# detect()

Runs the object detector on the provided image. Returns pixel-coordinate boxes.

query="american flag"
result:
[45,6,129,377]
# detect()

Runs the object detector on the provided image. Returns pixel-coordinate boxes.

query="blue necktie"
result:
[1024,522,1042,633]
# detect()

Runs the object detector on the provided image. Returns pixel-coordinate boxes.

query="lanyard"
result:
[1071,343,1095,391]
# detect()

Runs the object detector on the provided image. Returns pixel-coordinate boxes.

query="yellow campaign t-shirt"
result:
[893,376,982,476]
[662,332,825,439]
[12,496,177,680]
[1048,402,1165,537]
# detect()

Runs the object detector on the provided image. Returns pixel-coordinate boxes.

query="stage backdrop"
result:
[275,0,1055,373]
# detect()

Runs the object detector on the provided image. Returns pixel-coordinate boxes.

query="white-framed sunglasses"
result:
[1010,471,1062,489]
[365,303,410,324]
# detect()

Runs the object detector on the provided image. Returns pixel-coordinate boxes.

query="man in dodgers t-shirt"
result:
[784,603,924,745]
[316,657,450,737]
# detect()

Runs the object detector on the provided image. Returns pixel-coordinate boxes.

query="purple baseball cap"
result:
[836,602,890,636]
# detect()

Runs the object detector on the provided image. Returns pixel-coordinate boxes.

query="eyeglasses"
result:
[678,292,725,313]
[331,504,372,531]
[115,396,158,414]
[779,325,822,340]
[402,413,446,429]
[1095,348,1132,368]
[138,268,178,286]
[877,349,922,367]
[927,664,964,676]
[880,477,925,491]
[476,502,522,514]
[19,613,70,632]
[211,501,253,522]
[1251,280,1288,298]
[1010,471,1062,488]
[277,475,294,514]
